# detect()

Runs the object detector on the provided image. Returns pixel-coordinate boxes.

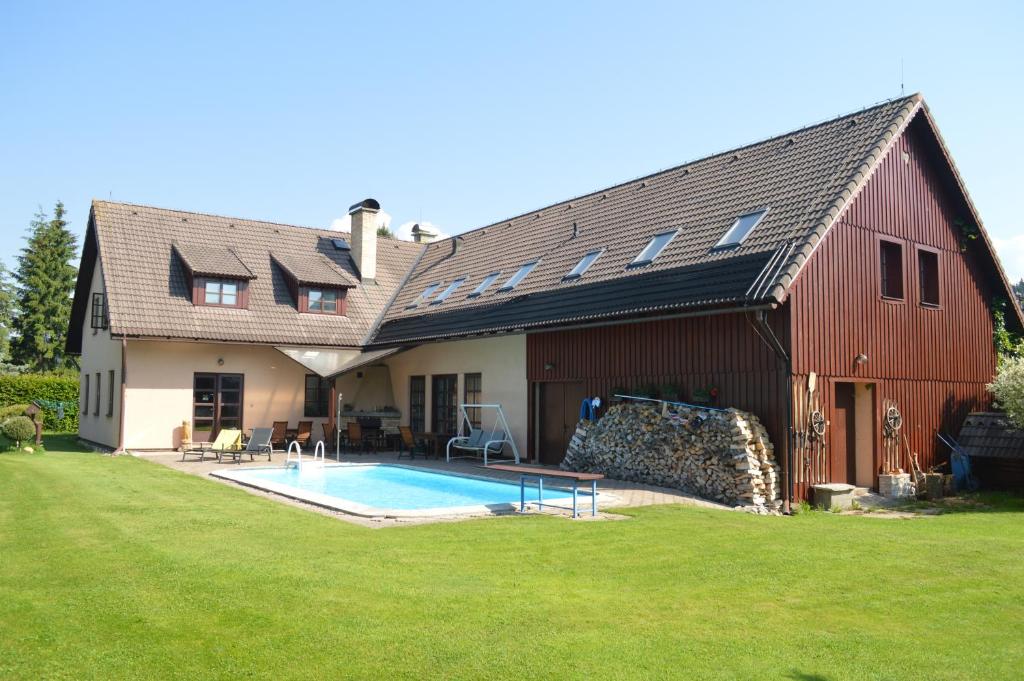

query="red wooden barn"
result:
[372,93,1022,505]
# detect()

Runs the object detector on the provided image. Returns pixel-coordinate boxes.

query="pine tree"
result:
[11,202,79,371]
[0,264,13,363]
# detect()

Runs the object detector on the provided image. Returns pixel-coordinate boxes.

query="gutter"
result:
[367,302,776,349]
[114,337,127,454]
[748,309,794,515]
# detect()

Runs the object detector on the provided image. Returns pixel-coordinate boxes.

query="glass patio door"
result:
[431,374,458,437]
[193,373,244,442]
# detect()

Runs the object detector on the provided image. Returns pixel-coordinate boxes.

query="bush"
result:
[0,404,30,422]
[2,416,37,447]
[0,375,79,431]
[989,356,1024,428]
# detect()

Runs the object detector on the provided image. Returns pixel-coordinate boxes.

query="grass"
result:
[1,438,1022,680]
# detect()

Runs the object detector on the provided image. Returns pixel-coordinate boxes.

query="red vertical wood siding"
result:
[526,311,790,463]
[788,117,998,494]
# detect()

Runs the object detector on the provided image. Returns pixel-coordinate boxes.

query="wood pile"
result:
[561,403,782,514]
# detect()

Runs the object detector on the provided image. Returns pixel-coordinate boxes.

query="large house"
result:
[67,93,1023,503]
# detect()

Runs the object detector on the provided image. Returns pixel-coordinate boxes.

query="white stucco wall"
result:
[123,340,351,449]
[78,261,122,449]
[384,335,528,459]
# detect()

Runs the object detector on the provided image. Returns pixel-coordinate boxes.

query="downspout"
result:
[115,337,127,454]
[751,309,794,515]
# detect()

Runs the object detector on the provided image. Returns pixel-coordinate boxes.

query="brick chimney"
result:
[349,198,380,283]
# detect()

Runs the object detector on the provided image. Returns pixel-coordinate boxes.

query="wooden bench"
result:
[485,464,604,518]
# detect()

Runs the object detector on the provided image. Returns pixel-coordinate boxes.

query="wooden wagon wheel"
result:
[809,410,826,437]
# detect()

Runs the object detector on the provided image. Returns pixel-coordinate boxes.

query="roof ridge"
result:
[92,199,333,233]
[92,199,427,253]
[420,93,923,248]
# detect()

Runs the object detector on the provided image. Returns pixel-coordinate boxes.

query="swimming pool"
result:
[212,464,589,517]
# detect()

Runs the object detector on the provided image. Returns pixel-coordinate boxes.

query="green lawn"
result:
[1,437,1022,680]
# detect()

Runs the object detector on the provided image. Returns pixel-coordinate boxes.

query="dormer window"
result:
[196,278,248,308]
[269,251,355,316]
[204,280,237,306]
[300,287,346,315]
[173,241,255,310]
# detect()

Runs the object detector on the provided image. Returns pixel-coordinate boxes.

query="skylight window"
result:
[629,230,678,267]
[714,209,769,249]
[406,282,441,309]
[498,261,538,292]
[468,272,500,298]
[563,250,603,281]
[431,277,466,305]
[331,238,350,251]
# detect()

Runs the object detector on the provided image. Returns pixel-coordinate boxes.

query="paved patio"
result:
[136,447,733,527]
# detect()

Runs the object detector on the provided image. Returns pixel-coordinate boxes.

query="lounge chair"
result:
[271,421,288,450]
[222,427,273,463]
[295,421,312,447]
[181,428,242,462]
[397,426,429,460]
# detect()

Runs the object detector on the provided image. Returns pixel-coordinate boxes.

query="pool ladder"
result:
[285,440,326,471]
[285,441,302,470]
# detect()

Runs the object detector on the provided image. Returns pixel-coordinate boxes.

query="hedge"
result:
[0,375,79,432]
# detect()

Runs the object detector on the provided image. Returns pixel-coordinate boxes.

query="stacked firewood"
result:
[561,402,782,513]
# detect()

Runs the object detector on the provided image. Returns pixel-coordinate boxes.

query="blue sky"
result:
[1,1,1022,281]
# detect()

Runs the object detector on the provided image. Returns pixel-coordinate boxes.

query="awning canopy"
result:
[274,346,403,378]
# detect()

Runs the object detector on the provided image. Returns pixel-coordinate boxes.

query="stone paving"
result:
[136,447,733,527]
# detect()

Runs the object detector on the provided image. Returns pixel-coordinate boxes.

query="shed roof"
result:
[958,412,1024,460]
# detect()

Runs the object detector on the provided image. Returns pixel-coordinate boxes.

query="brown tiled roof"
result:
[958,412,1024,460]
[271,251,358,288]
[86,201,422,347]
[373,95,924,343]
[172,241,256,280]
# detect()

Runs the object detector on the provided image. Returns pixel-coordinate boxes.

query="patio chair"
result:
[271,421,289,450]
[222,427,273,463]
[181,428,242,462]
[321,422,335,448]
[295,421,312,447]
[345,422,375,455]
[397,426,429,460]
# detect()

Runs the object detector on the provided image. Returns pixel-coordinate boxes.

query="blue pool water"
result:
[231,464,581,510]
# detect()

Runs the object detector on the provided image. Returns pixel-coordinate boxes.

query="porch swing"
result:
[445,403,520,465]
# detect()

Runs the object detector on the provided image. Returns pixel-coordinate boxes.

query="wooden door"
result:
[538,381,586,465]
[831,382,856,484]
[193,373,244,442]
